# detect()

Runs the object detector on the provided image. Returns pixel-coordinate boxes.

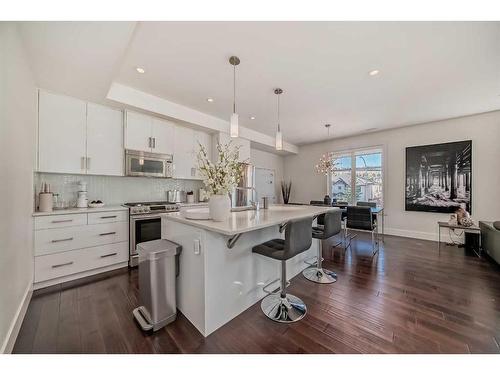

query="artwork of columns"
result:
[405,140,472,213]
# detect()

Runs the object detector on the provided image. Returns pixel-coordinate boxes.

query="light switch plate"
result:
[193,239,201,255]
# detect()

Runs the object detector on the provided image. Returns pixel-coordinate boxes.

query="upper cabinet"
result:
[124,111,151,153]
[38,91,124,176]
[125,111,175,155]
[38,94,211,180]
[214,132,251,163]
[173,127,212,180]
[151,117,175,155]
[193,130,212,180]
[38,91,87,174]
[86,103,124,176]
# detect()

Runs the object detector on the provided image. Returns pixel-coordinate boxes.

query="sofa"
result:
[479,221,500,265]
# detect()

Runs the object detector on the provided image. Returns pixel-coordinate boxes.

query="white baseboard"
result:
[384,227,437,241]
[384,227,466,244]
[1,281,33,354]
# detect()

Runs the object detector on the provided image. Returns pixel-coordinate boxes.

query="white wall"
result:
[251,148,286,203]
[0,23,37,352]
[284,111,500,241]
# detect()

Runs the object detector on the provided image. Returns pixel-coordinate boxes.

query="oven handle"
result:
[130,214,165,221]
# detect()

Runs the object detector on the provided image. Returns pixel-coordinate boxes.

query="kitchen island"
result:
[161,204,337,336]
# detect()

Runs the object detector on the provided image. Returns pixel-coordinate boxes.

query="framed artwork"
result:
[405,140,472,213]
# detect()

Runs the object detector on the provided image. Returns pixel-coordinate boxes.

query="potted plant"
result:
[197,142,242,221]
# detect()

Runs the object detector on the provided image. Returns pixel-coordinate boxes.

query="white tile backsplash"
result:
[34,173,203,207]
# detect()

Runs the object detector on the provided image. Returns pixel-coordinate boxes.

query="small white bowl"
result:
[88,202,105,208]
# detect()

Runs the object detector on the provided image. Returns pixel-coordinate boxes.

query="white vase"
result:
[209,194,231,222]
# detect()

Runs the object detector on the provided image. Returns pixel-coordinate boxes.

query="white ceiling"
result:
[19,21,500,145]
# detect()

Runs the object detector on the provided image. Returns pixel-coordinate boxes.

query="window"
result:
[328,147,383,207]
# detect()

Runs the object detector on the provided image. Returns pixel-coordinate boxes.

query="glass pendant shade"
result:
[230,113,239,138]
[275,129,283,151]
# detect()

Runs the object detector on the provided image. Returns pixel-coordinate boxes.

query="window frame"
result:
[326,145,386,207]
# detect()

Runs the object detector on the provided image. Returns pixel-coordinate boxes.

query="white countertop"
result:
[162,204,338,236]
[32,205,128,217]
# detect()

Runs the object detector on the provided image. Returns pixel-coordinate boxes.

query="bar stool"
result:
[252,217,313,323]
[303,210,342,284]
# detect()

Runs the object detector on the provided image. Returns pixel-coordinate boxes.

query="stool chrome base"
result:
[302,267,337,284]
[260,293,307,323]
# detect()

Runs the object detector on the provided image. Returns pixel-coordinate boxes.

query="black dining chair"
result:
[357,201,376,208]
[345,206,379,255]
[357,201,378,223]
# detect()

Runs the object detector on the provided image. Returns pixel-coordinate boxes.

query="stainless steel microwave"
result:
[125,149,173,178]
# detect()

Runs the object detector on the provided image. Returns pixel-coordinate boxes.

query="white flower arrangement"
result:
[197,142,243,196]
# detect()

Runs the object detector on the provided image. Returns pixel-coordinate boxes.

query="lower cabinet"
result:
[34,242,128,284]
[33,210,129,289]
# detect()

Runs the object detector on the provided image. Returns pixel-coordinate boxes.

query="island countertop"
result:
[161,204,338,236]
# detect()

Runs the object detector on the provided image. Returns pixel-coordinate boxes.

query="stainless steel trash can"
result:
[133,239,182,332]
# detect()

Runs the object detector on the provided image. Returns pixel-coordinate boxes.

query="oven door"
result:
[129,214,162,267]
[125,150,172,178]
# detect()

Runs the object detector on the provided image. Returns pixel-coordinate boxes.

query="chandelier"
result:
[315,124,339,175]
[315,152,339,175]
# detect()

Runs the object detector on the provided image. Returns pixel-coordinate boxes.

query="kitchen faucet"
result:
[235,186,260,211]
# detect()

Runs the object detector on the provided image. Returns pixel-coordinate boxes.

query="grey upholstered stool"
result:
[252,217,313,323]
[303,210,342,284]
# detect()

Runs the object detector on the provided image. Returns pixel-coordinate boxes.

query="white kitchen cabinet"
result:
[152,117,175,155]
[86,103,124,176]
[38,90,124,176]
[38,91,87,174]
[125,111,175,155]
[213,132,251,163]
[125,111,152,152]
[173,125,195,179]
[33,209,129,289]
[173,126,212,180]
[193,130,212,179]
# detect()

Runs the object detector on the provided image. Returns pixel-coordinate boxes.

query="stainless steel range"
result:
[124,201,179,267]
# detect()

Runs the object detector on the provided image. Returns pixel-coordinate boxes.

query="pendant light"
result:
[274,88,284,150]
[229,56,240,138]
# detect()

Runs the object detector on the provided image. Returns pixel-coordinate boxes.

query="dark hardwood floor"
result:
[13,233,500,354]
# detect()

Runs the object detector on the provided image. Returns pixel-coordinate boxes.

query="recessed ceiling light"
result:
[250,116,256,120]
[369,69,380,76]
[136,67,145,74]
[206,98,214,103]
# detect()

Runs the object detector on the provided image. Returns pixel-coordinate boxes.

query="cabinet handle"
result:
[100,215,117,219]
[148,137,152,148]
[87,157,91,170]
[99,232,116,236]
[52,261,74,268]
[153,137,156,148]
[81,156,86,170]
[100,252,118,258]
[51,219,73,224]
[51,237,74,243]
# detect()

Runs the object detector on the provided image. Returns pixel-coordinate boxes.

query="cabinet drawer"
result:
[34,213,87,230]
[86,222,128,247]
[88,210,128,225]
[35,222,128,256]
[34,242,128,283]
[35,225,88,256]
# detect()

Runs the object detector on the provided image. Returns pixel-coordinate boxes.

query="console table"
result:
[437,221,481,257]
